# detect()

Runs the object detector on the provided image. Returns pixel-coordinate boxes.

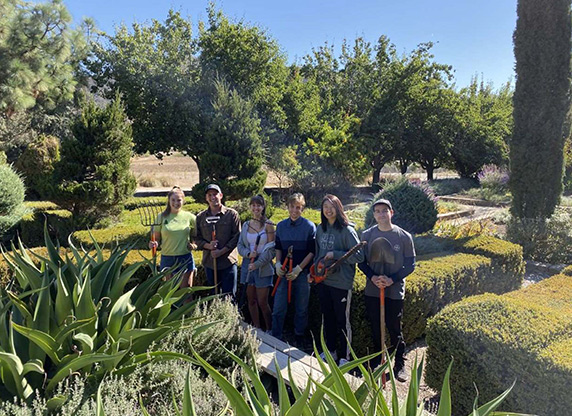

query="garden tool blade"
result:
[369,237,395,265]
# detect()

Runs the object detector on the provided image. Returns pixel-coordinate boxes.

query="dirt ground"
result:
[130,153,282,189]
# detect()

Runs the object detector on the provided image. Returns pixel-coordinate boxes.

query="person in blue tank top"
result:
[237,195,276,331]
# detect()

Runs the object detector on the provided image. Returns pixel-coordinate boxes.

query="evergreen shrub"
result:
[426,274,572,416]
[14,134,60,199]
[52,95,137,227]
[365,177,438,233]
[0,164,29,238]
[506,209,572,263]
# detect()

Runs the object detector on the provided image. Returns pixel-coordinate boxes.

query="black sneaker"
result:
[394,364,409,383]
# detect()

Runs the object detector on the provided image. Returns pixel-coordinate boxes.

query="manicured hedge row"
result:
[456,235,525,293]
[403,253,493,342]
[19,209,74,247]
[425,274,572,416]
[72,225,149,250]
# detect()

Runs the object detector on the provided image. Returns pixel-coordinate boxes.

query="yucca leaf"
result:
[114,350,194,376]
[73,332,94,353]
[139,395,152,416]
[55,269,73,325]
[22,359,44,376]
[46,395,68,411]
[312,377,361,416]
[0,351,33,399]
[223,345,272,410]
[191,346,252,415]
[12,322,60,365]
[108,261,143,304]
[244,381,270,416]
[106,287,136,340]
[436,360,453,416]
[46,350,128,392]
[405,355,421,416]
[182,367,198,416]
[96,381,105,416]
[30,269,52,362]
[273,358,291,415]
[6,291,33,322]
[473,380,516,416]
[285,378,312,416]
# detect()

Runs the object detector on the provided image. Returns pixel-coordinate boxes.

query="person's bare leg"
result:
[257,287,272,331]
[247,285,261,328]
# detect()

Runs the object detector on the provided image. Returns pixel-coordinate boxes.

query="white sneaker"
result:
[338,358,349,367]
[319,350,338,361]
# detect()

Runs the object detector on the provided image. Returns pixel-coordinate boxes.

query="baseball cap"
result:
[205,184,222,194]
[372,199,393,211]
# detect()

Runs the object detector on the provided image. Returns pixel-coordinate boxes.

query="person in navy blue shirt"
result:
[271,193,316,347]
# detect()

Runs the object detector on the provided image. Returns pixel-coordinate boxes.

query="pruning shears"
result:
[272,245,293,303]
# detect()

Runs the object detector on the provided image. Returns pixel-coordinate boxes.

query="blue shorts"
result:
[240,260,273,288]
[160,253,196,274]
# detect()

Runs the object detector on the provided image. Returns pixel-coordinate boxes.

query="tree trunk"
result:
[426,162,435,181]
[399,158,408,175]
[371,154,383,185]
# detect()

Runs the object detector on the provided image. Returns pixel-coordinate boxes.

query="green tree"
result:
[0,0,87,116]
[450,79,512,178]
[362,41,453,181]
[53,95,136,226]
[510,0,572,219]
[199,5,289,130]
[88,10,201,158]
[0,0,89,159]
[194,80,266,199]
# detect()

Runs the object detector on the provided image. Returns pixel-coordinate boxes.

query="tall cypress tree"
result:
[510,0,572,219]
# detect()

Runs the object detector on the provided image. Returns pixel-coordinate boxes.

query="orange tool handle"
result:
[151,231,157,257]
[380,286,386,387]
[272,276,281,297]
[287,259,293,303]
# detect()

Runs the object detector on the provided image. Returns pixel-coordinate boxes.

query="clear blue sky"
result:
[64,0,517,89]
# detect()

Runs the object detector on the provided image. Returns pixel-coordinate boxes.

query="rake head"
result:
[137,201,163,227]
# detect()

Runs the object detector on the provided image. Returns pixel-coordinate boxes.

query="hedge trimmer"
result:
[309,241,367,284]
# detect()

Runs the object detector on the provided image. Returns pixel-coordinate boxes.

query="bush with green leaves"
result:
[506,208,572,263]
[426,274,572,416]
[0,228,213,402]
[0,163,29,239]
[428,178,478,196]
[365,177,437,233]
[14,134,60,199]
[19,208,73,247]
[52,95,137,227]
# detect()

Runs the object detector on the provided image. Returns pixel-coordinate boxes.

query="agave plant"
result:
[118,330,535,416]
[0,226,214,403]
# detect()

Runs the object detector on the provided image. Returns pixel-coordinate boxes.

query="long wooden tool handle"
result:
[380,286,386,387]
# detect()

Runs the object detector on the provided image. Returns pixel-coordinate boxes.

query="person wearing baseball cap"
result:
[194,184,241,296]
[358,198,416,381]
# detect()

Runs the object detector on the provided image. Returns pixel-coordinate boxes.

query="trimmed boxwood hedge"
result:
[19,209,74,247]
[425,274,572,416]
[456,235,525,293]
[72,224,149,249]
